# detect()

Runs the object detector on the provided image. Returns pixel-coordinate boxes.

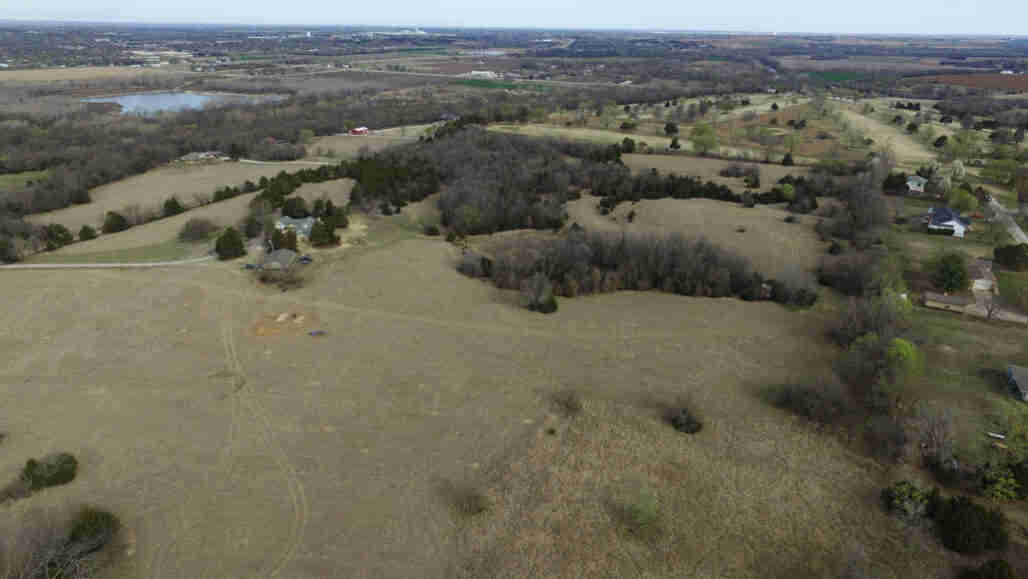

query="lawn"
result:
[997,269,1028,311]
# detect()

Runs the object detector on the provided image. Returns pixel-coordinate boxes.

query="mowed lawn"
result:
[0,224,961,578]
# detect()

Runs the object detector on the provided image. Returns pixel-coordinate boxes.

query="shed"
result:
[349,127,370,136]
[907,175,928,195]
[1007,366,1028,401]
[969,259,998,293]
[924,291,972,313]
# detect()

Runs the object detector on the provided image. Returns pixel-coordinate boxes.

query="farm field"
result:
[25,162,292,232]
[0,220,969,579]
[925,74,1028,91]
[565,196,824,283]
[622,154,810,187]
[0,65,191,84]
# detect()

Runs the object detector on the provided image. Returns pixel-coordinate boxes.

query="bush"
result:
[309,219,340,247]
[78,225,97,241]
[881,480,930,523]
[994,243,1028,271]
[178,218,219,242]
[41,224,74,250]
[770,380,851,424]
[933,252,969,292]
[423,224,440,236]
[242,214,263,239]
[162,196,186,217]
[617,488,661,540]
[101,211,130,234]
[522,272,558,314]
[864,415,908,461]
[21,453,78,490]
[669,407,702,434]
[784,215,797,223]
[553,390,583,417]
[935,495,1008,554]
[67,506,121,555]
[445,231,457,242]
[828,240,843,255]
[215,227,246,260]
[281,196,309,218]
[782,153,795,166]
[439,480,488,517]
[958,560,1015,579]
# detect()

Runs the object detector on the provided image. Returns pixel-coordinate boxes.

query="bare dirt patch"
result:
[251,311,321,338]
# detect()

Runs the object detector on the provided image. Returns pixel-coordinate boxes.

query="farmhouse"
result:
[1007,365,1028,401]
[906,175,927,195]
[275,216,315,239]
[969,259,998,293]
[925,206,971,237]
[349,127,370,136]
[924,291,972,313]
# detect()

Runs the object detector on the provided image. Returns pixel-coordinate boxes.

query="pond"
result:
[81,91,282,115]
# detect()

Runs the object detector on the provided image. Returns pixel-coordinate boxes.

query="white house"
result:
[906,175,927,195]
[926,207,972,238]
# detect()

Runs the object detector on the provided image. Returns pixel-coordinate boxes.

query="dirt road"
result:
[989,199,1028,244]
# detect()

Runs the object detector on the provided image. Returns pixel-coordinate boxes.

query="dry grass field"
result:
[305,134,418,161]
[622,154,810,187]
[837,107,937,168]
[0,216,971,578]
[925,74,1028,91]
[25,162,294,232]
[0,66,190,84]
[565,196,824,283]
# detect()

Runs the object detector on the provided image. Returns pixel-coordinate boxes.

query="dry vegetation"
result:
[925,74,1028,91]
[305,134,419,161]
[25,162,293,232]
[622,154,810,187]
[565,196,824,283]
[837,107,937,168]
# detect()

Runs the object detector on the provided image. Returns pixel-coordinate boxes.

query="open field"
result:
[0,65,191,84]
[0,170,47,193]
[0,217,982,578]
[292,178,354,207]
[25,162,292,232]
[565,196,824,283]
[490,123,674,149]
[26,238,204,264]
[837,107,937,168]
[305,134,418,160]
[622,154,810,187]
[924,74,1028,91]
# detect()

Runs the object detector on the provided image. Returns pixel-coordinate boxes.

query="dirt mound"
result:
[251,311,320,337]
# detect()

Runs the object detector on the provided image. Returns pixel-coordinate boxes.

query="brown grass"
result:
[305,134,417,160]
[0,66,189,84]
[925,74,1028,91]
[622,154,810,187]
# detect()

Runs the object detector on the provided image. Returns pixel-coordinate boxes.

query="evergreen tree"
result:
[215,227,246,260]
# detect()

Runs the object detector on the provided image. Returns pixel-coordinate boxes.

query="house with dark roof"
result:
[925,207,971,238]
[1007,365,1028,401]
[275,216,315,239]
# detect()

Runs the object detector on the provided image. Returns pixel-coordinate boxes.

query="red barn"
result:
[349,127,370,136]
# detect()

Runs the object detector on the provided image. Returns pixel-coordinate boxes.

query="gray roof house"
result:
[907,175,928,194]
[261,248,298,271]
[1008,365,1028,401]
[926,207,972,238]
[275,216,315,239]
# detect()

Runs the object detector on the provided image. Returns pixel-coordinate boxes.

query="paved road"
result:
[989,199,1028,244]
[0,255,215,270]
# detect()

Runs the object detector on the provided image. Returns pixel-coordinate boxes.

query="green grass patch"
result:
[997,270,1028,307]
[0,170,47,192]
[452,78,549,92]
[27,238,200,264]
[807,70,868,84]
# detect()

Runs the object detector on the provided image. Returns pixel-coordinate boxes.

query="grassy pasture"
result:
[25,162,291,232]
[0,65,190,84]
[26,238,201,264]
[0,170,48,193]
[836,106,937,169]
[622,154,810,187]
[305,133,417,160]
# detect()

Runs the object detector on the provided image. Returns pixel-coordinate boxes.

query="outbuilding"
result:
[923,291,972,313]
[1007,365,1028,401]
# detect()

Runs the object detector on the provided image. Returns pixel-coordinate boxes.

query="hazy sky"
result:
[3,0,1027,35]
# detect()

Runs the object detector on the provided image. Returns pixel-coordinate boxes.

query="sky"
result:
[2,0,1027,36]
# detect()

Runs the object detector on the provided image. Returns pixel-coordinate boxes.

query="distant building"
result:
[465,70,499,79]
[924,291,972,313]
[906,175,928,195]
[925,207,972,238]
[275,216,315,239]
[1001,70,1016,75]
[349,127,369,136]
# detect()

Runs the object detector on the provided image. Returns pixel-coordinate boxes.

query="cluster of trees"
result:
[467,229,818,310]
[593,168,822,215]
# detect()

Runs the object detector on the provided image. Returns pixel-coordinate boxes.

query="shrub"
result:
[281,196,309,218]
[445,231,457,242]
[828,240,843,255]
[242,214,263,239]
[669,407,702,434]
[41,224,74,250]
[67,506,121,555]
[994,243,1028,271]
[864,415,907,461]
[101,211,130,234]
[522,272,558,314]
[935,495,1008,554]
[215,227,246,260]
[958,560,1015,579]
[78,225,97,241]
[933,252,969,292]
[784,215,797,223]
[881,480,930,523]
[553,390,583,417]
[309,219,340,247]
[423,224,440,236]
[782,153,795,166]
[162,196,186,217]
[769,380,851,424]
[617,488,661,540]
[439,480,488,517]
[21,453,78,490]
[178,218,219,242]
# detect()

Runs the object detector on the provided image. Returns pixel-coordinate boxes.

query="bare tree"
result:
[984,294,1004,320]
[916,404,954,462]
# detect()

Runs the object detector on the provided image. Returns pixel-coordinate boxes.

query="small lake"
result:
[82,91,282,115]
